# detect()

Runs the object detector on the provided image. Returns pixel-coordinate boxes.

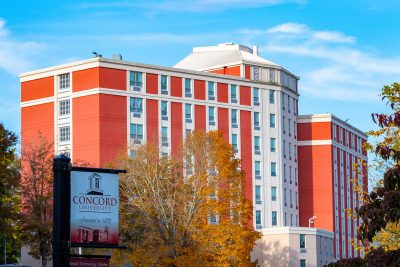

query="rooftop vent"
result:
[112,54,123,60]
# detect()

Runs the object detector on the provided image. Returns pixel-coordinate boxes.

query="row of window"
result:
[281,92,297,115]
[283,140,297,161]
[255,210,278,226]
[283,164,298,185]
[332,123,363,154]
[130,71,277,106]
[282,116,296,138]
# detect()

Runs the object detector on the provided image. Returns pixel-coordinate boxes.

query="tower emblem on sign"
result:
[87,173,103,195]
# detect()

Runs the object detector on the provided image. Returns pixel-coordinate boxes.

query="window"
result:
[284,164,287,182]
[272,211,277,226]
[282,93,285,110]
[283,116,285,134]
[231,109,238,127]
[270,114,276,128]
[269,90,275,104]
[161,75,168,94]
[185,104,192,122]
[253,88,260,105]
[283,140,286,158]
[231,85,237,103]
[59,100,70,116]
[130,71,143,90]
[270,138,276,152]
[59,73,70,90]
[296,191,298,209]
[209,106,215,124]
[59,126,70,142]
[255,186,261,203]
[209,214,218,224]
[254,136,260,154]
[284,188,287,206]
[232,134,238,150]
[162,127,168,146]
[300,234,306,248]
[130,97,143,114]
[254,112,260,129]
[271,162,277,176]
[289,142,291,160]
[161,101,168,120]
[130,124,143,140]
[290,189,293,207]
[294,145,297,161]
[288,119,291,136]
[185,78,192,97]
[208,81,215,100]
[256,210,261,225]
[255,161,261,176]
[271,187,277,201]
[288,96,291,113]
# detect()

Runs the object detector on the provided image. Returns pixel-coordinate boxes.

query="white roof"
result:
[174,43,279,71]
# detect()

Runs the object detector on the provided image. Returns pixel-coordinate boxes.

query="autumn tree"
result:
[114,130,261,266]
[20,134,54,267]
[0,122,21,264]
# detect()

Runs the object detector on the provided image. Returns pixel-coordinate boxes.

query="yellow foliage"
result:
[113,130,261,266]
[373,222,400,251]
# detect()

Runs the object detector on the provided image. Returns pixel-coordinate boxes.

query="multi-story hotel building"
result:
[20,43,300,231]
[297,114,368,259]
[20,43,367,265]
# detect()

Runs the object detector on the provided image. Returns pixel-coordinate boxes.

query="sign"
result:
[70,257,109,267]
[70,171,119,245]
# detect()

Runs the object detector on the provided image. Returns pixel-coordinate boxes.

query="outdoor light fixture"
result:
[308,216,317,228]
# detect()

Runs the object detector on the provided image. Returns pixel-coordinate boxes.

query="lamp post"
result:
[308,216,317,228]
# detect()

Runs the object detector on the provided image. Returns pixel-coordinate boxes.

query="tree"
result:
[0,122,21,264]
[113,130,261,266]
[20,134,53,267]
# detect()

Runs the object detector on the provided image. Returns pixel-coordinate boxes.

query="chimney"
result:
[252,45,258,56]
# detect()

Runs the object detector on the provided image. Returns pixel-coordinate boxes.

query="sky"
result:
[1,0,399,138]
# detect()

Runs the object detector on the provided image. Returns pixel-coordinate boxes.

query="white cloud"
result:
[312,31,355,44]
[267,22,308,34]
[0,18,44,75]
[237,22,400,102]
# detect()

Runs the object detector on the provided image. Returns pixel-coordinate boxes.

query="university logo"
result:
[87,173,104,195]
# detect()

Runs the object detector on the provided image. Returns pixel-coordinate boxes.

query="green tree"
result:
[0,122,21,264]
[20,134,53,267]
[113,130,261,266]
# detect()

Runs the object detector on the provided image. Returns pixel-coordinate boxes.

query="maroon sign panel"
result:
[70,258,109,267]
[70,171,119,245]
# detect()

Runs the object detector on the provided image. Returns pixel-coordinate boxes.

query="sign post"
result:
[52,155,71,267]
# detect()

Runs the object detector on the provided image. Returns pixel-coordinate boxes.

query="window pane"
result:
[271,187,276,201]
[185,104,192,119]
[130,71,143,88]
[256,210,261,225]
[161,101,168,116]
[270,138,276,152]
[270,114,276,128]
[271,162,277,176]
[272,211,277,226]
[208,81,215,97]
[269,90,275,104]
[231,109,237,124]
[300,234,306,248]
[185,78,191,96]
[254,112,260,126]
[232,134,238,148]
[231,85,237,100]
[255,186,261,201]
[209,107,215,122]
[161,75,168,90]
[253,88,259,104]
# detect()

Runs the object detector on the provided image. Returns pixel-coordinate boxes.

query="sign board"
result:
[70,257,109,267]
[70,171,119,245]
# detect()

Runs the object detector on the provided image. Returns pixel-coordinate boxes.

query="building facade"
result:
[251,227,334,267]
[297,114,368,259]
[20,43,300,231]
[20,44,368,264]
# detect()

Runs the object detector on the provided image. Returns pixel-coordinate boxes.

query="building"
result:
[297,114,368,259]
[20,43,367,265]
[251,227,334,267]
[20,43,300,231]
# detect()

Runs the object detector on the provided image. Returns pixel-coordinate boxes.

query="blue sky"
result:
[1,0,399,137]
